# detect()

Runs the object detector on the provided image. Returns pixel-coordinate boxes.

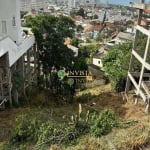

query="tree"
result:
[70,37,82,47]
[20,11,28,18]
[25,14,75,87]
[102,42,132,92]
[93,14,99,19]
[26,14,75,93]
[76,25,83,32]
[126,20,134,26]
[77,8,85,18]
[73,44,99,70]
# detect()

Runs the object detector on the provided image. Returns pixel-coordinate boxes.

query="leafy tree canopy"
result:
[76,25,83,32]
[77,8,85,18]
[93,14,99,19]
[25,15,76,71]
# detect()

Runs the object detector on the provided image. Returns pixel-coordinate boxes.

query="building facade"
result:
[20,0,48,12]
[20,0,32,12]
[0,0,36,107]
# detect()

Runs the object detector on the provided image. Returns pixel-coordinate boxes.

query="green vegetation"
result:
[76,8,85,18]
[25,14,75,74]
[2,6,150,150]
[102,42,132,91]
[0,106,140,150]
[90,110,118,137]
[1,85,150,150]
[24,15,78,102]
[24,14,102,104]
[11,70,24,93]
[76,92,96,103]
[102,32,148,92]
[76,25,84,33]
[74,44,99,70]
[10,112,41,143]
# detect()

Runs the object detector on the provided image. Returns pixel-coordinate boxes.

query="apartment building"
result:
[20,0,32,11]
[0,0,36,107]
[20,0,48,12]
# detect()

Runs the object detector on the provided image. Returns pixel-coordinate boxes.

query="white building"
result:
[20,0,32,12]
[0,0,36,107]
[20,0,48,12]
[68,0,76,8]
[31,0,47,11]
[92,49,105,68]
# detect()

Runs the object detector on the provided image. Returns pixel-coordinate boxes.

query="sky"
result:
[106,0,149,6]
[108,0,133,5]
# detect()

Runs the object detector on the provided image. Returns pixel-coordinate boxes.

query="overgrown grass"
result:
[76,93,96,103]
[1,85,150,150]
[1,107,146,150]
[60,122,150,150]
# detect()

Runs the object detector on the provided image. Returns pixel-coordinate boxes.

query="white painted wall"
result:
[0,0,22,44]
[93,58,103,68]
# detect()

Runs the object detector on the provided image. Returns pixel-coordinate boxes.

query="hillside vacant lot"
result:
[0,84,150,150]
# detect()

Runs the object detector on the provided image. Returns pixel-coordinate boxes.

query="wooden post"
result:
[33,44,37,85]
[8,69,12,106]
[27,49,30,74]
[18,55,26,98]
[5,52,12,107]
[145,98,150,114]
[14,89,19,105]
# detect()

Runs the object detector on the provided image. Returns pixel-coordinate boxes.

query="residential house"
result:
[115,32,134,44]
[105,31,134,50]
[93,31,134,69]
[92,49,105,68]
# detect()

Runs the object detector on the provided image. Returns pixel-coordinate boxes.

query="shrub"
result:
[36,120,90,147]
[75,120,90,135]
[6,106,123,149]
[0,141,12,150]
[76,93,96,103]
[90,109,118,137]
[102,42,132,92]
[37,121,59,145]
[10,112,41,144]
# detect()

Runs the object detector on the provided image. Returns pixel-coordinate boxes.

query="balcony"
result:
[0,34,35,67]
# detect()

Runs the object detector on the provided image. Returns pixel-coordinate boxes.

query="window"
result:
[12,16,16,26]
[2,21,7,34]
[98,60,101,64]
